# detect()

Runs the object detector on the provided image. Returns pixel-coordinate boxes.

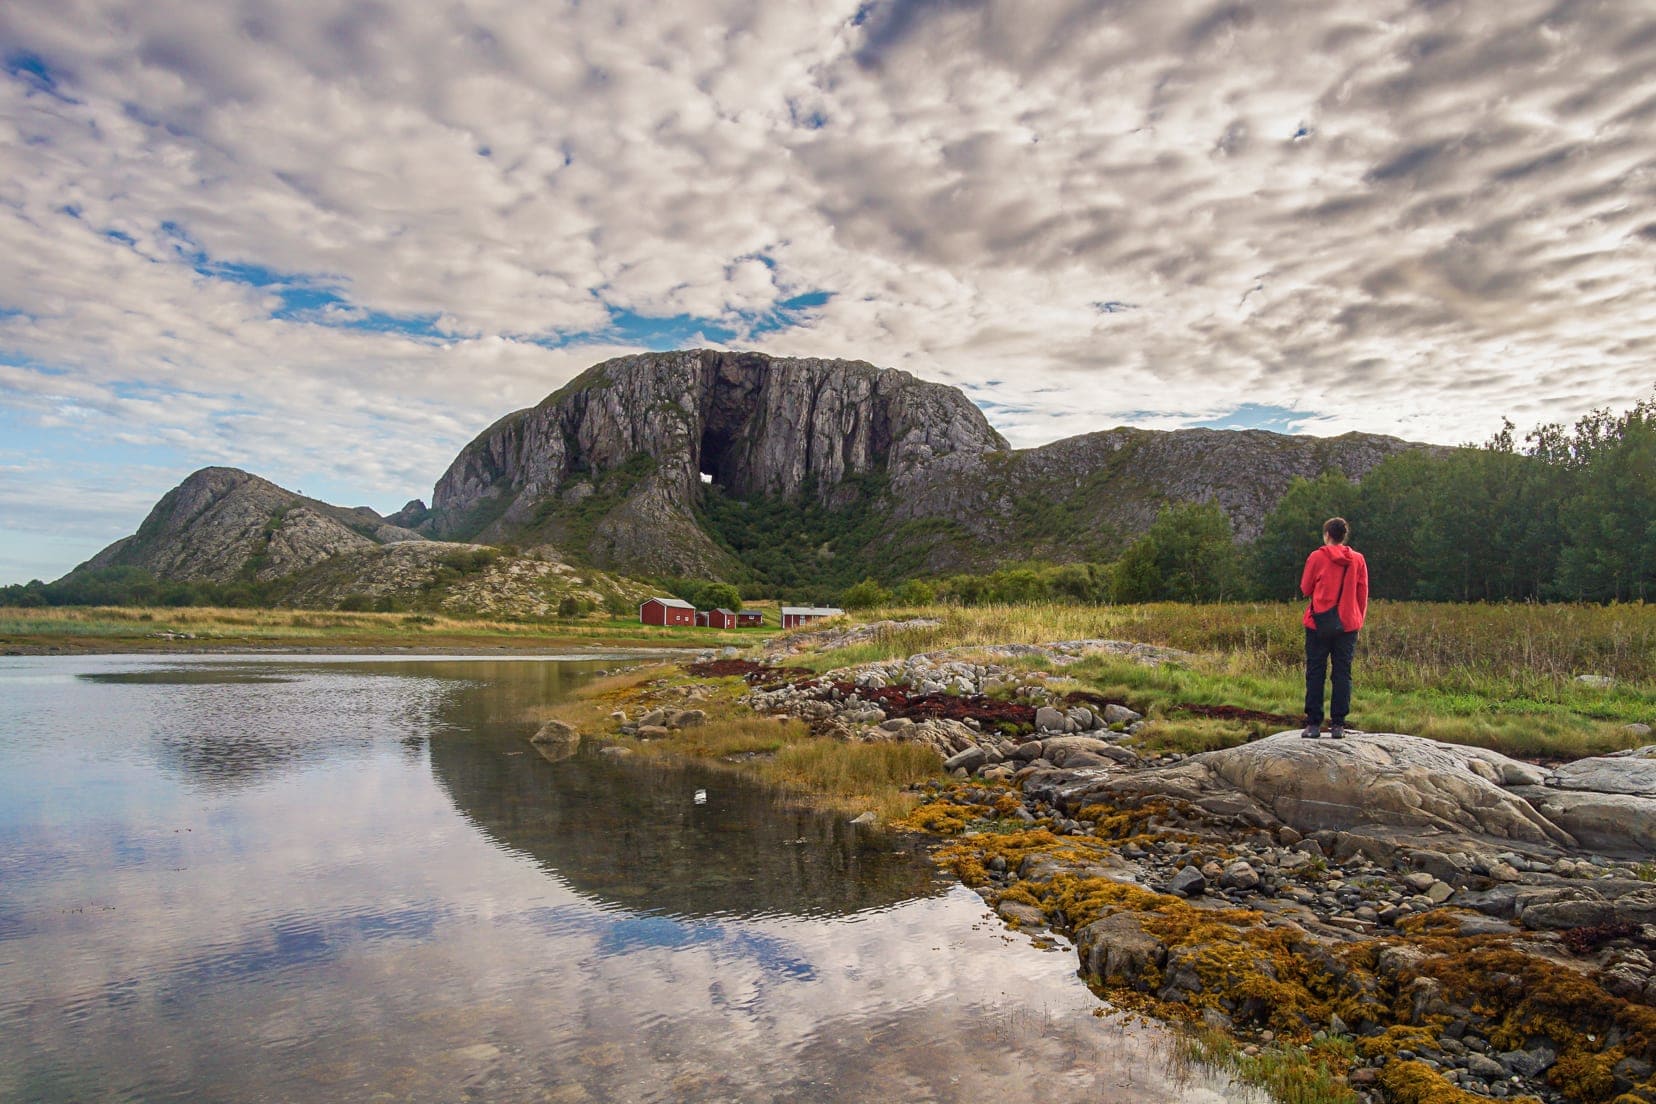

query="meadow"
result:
[785,600,1656,760]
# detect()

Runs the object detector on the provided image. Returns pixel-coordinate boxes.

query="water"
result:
[0,654,1249,1103]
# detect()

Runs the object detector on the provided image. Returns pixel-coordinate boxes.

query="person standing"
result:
[1301,517,1369,739]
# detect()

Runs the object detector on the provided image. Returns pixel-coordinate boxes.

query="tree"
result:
[1249,473,1361,599]
[840,578,894,609]
[1112,501,1242,603]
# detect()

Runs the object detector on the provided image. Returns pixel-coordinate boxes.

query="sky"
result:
[1,0,1653,584]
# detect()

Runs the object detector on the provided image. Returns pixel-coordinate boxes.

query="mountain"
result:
[416,350,1421,578]
[70,350,1429,606]
[74,466,651,616]
[421,349,1004,575]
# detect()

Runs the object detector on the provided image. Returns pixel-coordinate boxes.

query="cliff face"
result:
[83,467,425,584]
[424,350,1006,574]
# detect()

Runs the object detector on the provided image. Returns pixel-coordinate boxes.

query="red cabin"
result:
[707,608,737,629]
[736,611,763,627]
[695,611,710,627]
[640,597,695,626]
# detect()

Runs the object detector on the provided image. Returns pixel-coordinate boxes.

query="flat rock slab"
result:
[1511,786,1656,857]
[1550,755,1656,797]
[1159,733,1575,847]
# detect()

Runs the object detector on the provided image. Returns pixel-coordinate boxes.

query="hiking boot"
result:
[1301,722,1320,739]
[1329,723,1347,740]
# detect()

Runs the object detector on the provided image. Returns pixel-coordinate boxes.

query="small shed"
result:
[695,611,710,627]
[708,608,737,629]
[780,606,844,629]
[640,597,696,626]
[736,610,764,627]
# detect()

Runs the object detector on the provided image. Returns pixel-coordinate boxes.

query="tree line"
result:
[839,396,1655,608]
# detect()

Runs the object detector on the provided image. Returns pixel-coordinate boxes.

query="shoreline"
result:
[544,625,1656,1104]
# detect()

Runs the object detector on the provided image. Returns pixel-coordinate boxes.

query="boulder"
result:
[1168,866,1207,897]
[1102,704,1142,725]
[1041,736,1137,769]
[1035,706,1070,732]
[943,746,989,774]
[531,719,579,744]
[1075,912,1165,990]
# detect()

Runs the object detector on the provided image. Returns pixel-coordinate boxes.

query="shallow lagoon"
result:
[0,654,1250,1102]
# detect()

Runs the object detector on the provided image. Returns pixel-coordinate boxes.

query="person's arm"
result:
[1357,556,1370,618]
[1300,550,1320,598]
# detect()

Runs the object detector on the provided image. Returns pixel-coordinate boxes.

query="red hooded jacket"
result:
[1300,543,1369,633]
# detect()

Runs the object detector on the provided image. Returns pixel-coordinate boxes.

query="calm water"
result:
[0,654,1248,1103]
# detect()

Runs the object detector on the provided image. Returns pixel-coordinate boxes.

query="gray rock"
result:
[1222,861,1261,891]
[675,709,707,728]
[1426,881,1454,904]
[996,900,1046,927]
[1575,674,1615,687]
[943,746,989,774]
[1168,866,1207,897]
[1102,703,1142,725]
[1465,1053,1506,1079]
[1498,1045,1557,1078]
[1549,755,1656,797]
[1041,736,1137,768]
[1035,706,1070,732]
[638,709,667,728]
[849,811,877,827]
[1513,786,1656,856]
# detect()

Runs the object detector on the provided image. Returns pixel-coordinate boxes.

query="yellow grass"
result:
[0,605,769,652]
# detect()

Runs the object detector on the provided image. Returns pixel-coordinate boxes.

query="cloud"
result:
[1,0,1654,575]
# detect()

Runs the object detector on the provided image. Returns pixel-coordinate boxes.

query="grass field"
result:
[783,600,1656,760]
[0,604,773,653]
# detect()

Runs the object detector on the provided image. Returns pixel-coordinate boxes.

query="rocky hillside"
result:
[416,350,1421,578]
[84,467,425,584]
[74,467,653,617]
[882,425,1421,572]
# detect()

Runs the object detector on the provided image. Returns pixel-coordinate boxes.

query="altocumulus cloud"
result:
[0,0,1653,579]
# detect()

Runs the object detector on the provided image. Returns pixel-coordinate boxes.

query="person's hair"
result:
[1323,517,1349,544]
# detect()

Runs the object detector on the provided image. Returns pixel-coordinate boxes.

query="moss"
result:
[1379,1059,1539,1104]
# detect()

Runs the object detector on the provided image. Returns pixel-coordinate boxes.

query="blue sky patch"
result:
[1191,403,1315,434]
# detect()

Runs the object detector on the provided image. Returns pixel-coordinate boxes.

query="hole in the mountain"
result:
[698,428,732,489]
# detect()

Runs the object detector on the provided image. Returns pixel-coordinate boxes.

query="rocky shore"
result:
[548,620,1656,1104]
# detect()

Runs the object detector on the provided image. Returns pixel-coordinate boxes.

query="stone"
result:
[1222,861,1261,891]
[1498,1045,1557,1078]
[1465,1053,1506,1079]
[676,709,707,728]
[1035,706,1070,732]
[1168,866,1207,897]
[531,719,579,744]
[638,709,667,728]
[1549,755,1656,797]
[1076,913,1166,990]
[1102,703,1142,725]
[1403,871,1437,893]
[849,811,877,826]
[1513,787,1656,856]
[997,900,1046,927]
[1426,881,1455,904]
[636,725,671,740]
[943,746,989,774]
[1575,674,1614,687]
[1040,736,1137,769]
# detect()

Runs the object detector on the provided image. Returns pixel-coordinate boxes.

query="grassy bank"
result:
[782,600,1655,761]
[530,665,940,820]
[0,605,772,654]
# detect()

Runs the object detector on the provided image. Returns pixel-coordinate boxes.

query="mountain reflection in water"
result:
[0,654,1252,1104]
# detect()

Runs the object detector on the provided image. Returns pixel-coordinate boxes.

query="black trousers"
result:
[1304,629,1358,725]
